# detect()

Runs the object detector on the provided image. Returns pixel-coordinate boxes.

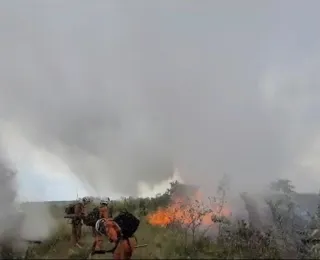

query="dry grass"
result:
[14,179,320,259]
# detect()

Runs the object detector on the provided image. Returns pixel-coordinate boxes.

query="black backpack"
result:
[113,210,140,238]
[65,204,75,215]
[83,207,100,227]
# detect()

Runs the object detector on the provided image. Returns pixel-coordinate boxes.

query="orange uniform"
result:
[71,202,85,246]
[113,237,137,260]
[94,218,137,260]
[99,205,109,219]
[94,205,110,250]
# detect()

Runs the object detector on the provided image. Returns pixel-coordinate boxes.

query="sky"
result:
[1,1,320,201]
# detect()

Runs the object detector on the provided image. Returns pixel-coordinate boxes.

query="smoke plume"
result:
[0,157,19,237]
[0,149,56,255]
[1,1,320,197]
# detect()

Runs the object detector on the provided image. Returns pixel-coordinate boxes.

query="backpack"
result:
[65,204,75,215]
[113,210,140,238]
[83,207,100,227]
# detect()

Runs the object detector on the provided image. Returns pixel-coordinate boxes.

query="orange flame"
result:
[147,190,231,227]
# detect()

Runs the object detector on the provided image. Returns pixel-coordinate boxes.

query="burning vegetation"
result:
[147,183,231,228]
[142,178,320,259]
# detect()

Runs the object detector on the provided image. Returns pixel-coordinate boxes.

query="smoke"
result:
[0,157,18,237]
[0,148,56,251]
[20,203,57,241]
[1,0,320,197]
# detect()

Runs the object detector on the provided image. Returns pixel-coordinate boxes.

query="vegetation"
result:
[9,178,320,259]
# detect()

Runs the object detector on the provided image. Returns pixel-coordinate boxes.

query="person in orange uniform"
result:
[99,198,110,218]
[93,199,111,251]
[94,218,137,260]
[72,197,91,247]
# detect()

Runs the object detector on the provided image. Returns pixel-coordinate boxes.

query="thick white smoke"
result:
[0,149,56,253]
[1,1,320,198]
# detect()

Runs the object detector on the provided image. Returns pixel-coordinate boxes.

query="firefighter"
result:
[94,217,138,260]
[99,198,111,218]
[71,197,91,247]
[93,199,111,251]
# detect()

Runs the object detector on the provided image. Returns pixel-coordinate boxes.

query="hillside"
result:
[6,183,320,259]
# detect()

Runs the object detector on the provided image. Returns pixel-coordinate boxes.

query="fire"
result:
[147,190,231,227]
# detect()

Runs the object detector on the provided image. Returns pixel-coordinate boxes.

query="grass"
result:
[10,179,320,259]
[27,218,192,259]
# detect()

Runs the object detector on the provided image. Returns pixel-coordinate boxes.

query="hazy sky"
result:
[1,1,320,200]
